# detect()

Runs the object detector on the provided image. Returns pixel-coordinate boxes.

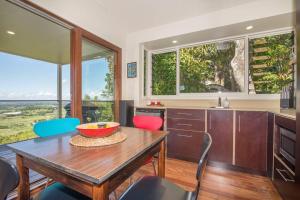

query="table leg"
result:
[158,139,166,178]
[16,154,30,200]
[92,182,108,200]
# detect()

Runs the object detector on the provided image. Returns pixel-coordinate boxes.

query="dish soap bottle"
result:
[223,97,230,108]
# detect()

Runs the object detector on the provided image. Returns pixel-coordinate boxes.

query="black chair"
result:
[119,132,212,200]
[0,157,19,200]
[0,157,90,200]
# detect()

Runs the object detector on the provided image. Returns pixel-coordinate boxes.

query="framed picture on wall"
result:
[127,62,137,78]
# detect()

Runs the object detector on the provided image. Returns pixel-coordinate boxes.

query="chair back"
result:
[193,132,212,200]
[0,158,19,200]
[133,115,163,131]
[33,118,80,137]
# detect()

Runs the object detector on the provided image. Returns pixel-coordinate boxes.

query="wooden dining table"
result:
[7,127,168,200]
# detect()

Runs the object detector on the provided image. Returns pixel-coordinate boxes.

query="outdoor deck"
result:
[0,145,46,199]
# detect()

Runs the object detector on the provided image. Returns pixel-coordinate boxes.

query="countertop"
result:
[135,105,296,120]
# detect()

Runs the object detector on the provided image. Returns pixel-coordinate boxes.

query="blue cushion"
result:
[38,183,90,200]
[33,118,80,137]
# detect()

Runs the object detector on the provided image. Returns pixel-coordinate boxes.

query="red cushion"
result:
[133,115,163,131]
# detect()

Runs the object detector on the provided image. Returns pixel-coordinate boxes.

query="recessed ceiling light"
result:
[7,30,15,35]
[246,26,253,30]
[172,40,177,44]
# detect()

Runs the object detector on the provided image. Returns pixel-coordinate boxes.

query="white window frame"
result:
[143,27,294,100]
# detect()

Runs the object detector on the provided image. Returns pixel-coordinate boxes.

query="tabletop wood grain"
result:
[8,127,168,185]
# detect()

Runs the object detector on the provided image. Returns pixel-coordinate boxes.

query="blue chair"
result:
[33,118,80,137]
[30,118,91,200]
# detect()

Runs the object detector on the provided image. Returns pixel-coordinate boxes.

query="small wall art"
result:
[127,62,137,78]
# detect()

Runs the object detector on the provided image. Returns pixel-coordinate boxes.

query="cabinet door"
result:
[207,110,233,164]
[167,129,204,162]
[235,111,268,172]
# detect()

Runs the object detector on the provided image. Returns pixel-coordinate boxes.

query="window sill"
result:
[143,93,280,100]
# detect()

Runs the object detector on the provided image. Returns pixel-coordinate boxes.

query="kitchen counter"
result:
[135,105,296,120]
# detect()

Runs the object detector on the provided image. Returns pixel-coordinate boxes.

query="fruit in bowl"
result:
[76,122,120,138]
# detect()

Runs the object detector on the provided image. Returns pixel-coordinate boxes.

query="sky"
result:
[0,52,110,100]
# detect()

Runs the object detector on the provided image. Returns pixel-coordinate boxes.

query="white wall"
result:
[125,0,294,102]
[30,0,294,102]
[30,0,128,99]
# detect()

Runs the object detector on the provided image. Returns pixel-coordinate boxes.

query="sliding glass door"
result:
[81,38,115,123]
[0,0,122,145]
[0,0,71,145]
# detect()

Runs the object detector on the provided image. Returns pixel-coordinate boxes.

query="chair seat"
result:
[145,156,153,164]
[37,183,90,200]
[119,176,194,200]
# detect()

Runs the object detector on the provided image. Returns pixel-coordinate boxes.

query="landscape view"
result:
[0,101,66,145]
[0,100,114,145]
[0,50,114,146]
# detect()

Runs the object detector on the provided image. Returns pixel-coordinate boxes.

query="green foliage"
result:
[249,33,294,94]
[152,52,177,95]
[179,44,215,93]
[151,41,242,95]
[0,101,59,145]
[0,130,36,145]
[180,41,240,93]
[101,55,114,99]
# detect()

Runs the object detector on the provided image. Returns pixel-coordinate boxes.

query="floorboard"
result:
[115,158,282,200]
[1,145,281,200]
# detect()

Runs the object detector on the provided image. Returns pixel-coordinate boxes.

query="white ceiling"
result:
[0,0,113,64]
[94,0,261,32]
[0,0,71,64]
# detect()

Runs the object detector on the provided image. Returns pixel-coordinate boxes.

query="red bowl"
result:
[76,122,120,138]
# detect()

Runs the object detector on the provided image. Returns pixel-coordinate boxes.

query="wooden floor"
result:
[1,144,281,200]
[115,158,282,200]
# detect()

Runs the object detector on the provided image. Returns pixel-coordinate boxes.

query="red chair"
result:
[133,115,163,175]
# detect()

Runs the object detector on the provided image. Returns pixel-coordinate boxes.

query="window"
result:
[145,30,294,98]
[151,51,177,95]
[179,39,245,93]
[0,0,71,145]
[249,32,294,94]
[82,39,115,123]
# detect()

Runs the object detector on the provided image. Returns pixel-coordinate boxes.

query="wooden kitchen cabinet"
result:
[167,108,205,162]
[167,129,204,161]
[207,110,233,164]
[235,111,268,172]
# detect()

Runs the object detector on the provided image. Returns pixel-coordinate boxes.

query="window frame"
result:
[144,27,294,100]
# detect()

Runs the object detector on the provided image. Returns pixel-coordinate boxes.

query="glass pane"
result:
[82,38,115,123]
[179,39,245,93]
[0,1,70,145]
[152,51,177,95]
[249,32,294,94]
[62,64,71,118]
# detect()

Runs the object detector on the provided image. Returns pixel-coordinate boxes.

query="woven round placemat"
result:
[69,132,127,147]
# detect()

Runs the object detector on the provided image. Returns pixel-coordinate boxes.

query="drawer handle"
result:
[177,123,192,126]
[176,112,192,116]
[276,168,295,182]
[209,114,211,130]
[177,134,192,138]
[238,115,241,132]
